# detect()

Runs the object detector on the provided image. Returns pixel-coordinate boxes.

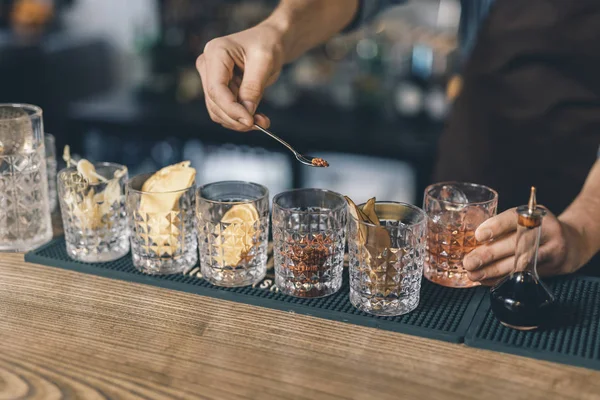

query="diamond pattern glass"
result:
[45,134,57,213]
[0,104,52,252]
[127,173,197,275]
[424,182,498,288]
[272,189,347,298]
[349,202,427,316]
[58,163,129,262]
[197,181,269,287]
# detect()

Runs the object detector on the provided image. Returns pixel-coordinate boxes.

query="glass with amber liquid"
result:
[423,182,498,288]
[272,189,347,298]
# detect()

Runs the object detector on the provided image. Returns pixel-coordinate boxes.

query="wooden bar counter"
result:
[1,251,600,399]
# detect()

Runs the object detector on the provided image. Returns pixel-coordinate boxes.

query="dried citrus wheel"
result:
[215,203,260,267]
[77,159,100,184]
[140,161,196,213]
[222,203,259,224]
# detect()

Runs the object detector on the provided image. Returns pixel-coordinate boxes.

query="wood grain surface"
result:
[1,252,600,400]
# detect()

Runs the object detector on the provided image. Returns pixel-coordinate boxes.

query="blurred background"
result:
[0,0,465,205]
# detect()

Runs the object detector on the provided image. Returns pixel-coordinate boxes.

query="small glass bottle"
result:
[490,187,556,330]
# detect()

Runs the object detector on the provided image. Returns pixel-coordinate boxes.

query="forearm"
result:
[262,0,359,63]
[559,160,600,268]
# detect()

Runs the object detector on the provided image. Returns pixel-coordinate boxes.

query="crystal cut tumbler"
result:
[196,181,269,287]
[272,189,347,298]
[127,173,197,275]
[424,182,498,288]
[45,133,57,213]
[58,162,129,262]
[349,201,427,316]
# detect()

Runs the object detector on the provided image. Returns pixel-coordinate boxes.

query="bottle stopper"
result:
[517,187,546,228]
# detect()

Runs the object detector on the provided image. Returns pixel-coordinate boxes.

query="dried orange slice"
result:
[214,203,260,266]
[222,203,259,224]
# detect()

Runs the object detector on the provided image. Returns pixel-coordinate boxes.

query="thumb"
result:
[239,54,273,115]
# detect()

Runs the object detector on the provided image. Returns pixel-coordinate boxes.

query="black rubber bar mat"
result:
[465,276,600,371]
[25,237,486,343]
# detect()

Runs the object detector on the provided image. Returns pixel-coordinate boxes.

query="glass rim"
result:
[59,162,128,186]
[424,181,498,206]
[272,188,346,214]
[350,201,427,228]
[196,180,269,205]
[0,103,43,119]
[127,172,195,195]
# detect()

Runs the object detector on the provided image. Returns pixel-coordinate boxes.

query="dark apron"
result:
[434,0,600,215]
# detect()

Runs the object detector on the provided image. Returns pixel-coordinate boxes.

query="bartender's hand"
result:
[463,208,586,285]
[196,23,284,131]
[196,0,359,132]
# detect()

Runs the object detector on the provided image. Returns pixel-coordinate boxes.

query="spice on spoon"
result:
[311,158,329,167]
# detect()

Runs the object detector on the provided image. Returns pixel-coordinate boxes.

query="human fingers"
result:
[203,42,254,128]
[238,51,275,115]
[206,96,253,131]
[475,208,518,242]
[233,75,271,128]
[463,233,517,272]
[467,256,514,282]
[198,54,252,131]
[253,113,270,129]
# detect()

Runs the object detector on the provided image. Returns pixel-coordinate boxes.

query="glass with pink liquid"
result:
[423,182,498,288]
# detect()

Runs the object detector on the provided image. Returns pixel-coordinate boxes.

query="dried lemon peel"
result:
[137,162,197,257]
[77,159,108,184]
[63,145,114,183]
[60,146,127,231]
[63,145,73,167]
[213,203,261,267]
[139,161,196,214]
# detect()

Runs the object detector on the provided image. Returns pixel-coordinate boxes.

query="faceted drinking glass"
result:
[272,189,347,298]
[196,181,269,287]
[58,162,129,262]
[127,173,197,275]
[0,104,52,252]
[45,133,57,213]
[349,202,427,316]
[423,182,498,288]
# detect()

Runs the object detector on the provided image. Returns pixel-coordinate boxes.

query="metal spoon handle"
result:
[253,124,297,155]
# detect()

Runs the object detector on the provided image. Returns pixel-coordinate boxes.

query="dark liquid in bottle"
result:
[490,271,555,331]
